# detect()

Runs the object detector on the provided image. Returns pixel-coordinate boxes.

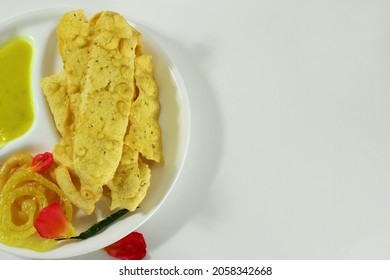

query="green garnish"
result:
[56,209,129,241]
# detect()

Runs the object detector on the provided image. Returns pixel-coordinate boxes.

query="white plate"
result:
[0,7,190,259]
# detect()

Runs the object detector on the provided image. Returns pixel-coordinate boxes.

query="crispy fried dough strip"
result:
[72,11,141,202]
[54,10,92,168]
[41,10,92,169]
[57,9,91,97]
[106,145,141,199]
[107,52,162,211]
[40,72,70,137]
[127,54,163,163]
[109,157,151,211]
[40,10,91,137]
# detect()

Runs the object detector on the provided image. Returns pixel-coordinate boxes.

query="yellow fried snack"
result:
[107,145,141,199]
[40,10,91,137]
[40,72,69,137]
[127,54,163,163]
[109,154,151,211]
[40,10,163,215]
[55,10,92,167]
[107,142,151,211]
[40,11,92,212]
[72,11,141,204]
[41,10,92,170]
[107,53,163,210]
[56,9,90,97]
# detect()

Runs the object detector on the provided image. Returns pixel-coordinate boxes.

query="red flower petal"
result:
[31,152,54,173]
[104,232,147,260]
[34,202,75,239]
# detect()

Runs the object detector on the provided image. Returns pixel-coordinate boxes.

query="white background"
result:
[1,0,390,260]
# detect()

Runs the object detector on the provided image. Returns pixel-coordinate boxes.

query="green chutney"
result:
[0,36,35,147]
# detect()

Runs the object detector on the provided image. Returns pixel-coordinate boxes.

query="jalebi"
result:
[0,153,72,252]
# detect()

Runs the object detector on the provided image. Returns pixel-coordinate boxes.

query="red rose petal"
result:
[104,232,147,260]
[31,152,54,173]
[34,202,75,239]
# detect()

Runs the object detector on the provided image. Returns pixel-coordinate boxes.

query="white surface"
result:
[1,0,390,259]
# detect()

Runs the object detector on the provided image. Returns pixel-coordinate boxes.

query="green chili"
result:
[56,209,129,241]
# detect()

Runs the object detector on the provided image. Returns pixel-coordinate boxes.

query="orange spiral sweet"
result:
[0,153,73,252]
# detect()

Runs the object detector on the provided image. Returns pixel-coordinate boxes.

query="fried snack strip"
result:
[107,142,151,211]
[106,53,162,211]
[40,10,90,137]
[40,10,95,213]
[57,10,90,97]
[72,11,141,204]
[109,152,151,211]
[40,73,69,137]
[127,54,163,163]
[41,10,92,170]
[40,10,164,214]
[54,10,92,171]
